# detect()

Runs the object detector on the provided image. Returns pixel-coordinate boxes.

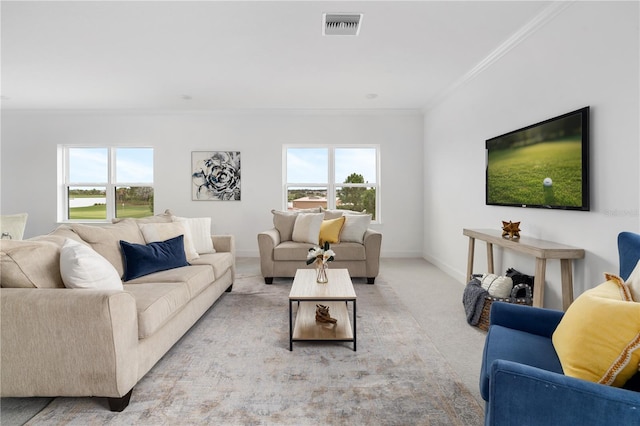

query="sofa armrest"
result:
[490,302,563,338]
[363,228,382,278]
[487,359,640,426]
[212,234,235,255]
[1,288,138,398]
[257,229,281,280]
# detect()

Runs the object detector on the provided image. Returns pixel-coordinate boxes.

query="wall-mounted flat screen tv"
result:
[485,106,590,211]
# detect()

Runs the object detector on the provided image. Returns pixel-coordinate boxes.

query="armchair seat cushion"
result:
[274,241,366,261]
[481,324,564,400]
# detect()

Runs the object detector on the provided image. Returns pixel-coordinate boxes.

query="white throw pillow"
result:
[480,274,514,299]
[60,239,123,290]
[625,259,640,302]
[340,214,372,243]
[140,222,199,261]
[173,217,215,254]
[292,213,324,245]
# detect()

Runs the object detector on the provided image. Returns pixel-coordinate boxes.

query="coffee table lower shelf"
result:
[289,300,356,351]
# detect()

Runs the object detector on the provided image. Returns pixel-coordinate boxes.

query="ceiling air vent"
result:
[323,13,363,36]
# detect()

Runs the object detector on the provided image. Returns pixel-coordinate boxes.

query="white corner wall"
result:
[424,1,640,310]
[1,111,424,257]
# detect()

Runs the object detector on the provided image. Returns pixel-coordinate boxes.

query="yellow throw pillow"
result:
[319,216,346,245]
[552,275,640,387]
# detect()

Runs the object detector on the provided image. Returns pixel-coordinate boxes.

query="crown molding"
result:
[424,1,576,112]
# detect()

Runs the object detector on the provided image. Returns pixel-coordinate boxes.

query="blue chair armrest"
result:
[486,360,640,426]
[490,302,564,338]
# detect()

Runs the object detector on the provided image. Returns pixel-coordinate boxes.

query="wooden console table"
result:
[463,228,585,310]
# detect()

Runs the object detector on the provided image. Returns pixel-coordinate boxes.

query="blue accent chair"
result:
[480,232,640,425]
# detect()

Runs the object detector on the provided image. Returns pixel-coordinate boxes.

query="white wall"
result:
[1,111,424,257]
[424,1,640,310]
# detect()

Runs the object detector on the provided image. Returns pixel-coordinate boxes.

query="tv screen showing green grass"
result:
[485,107,589,211]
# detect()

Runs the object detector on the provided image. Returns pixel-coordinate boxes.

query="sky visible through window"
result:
[287,147,376,183]
[69,147,153,183]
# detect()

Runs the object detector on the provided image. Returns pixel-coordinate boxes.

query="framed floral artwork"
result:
[191,151,241,201]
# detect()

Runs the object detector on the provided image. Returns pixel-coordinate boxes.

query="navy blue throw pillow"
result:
[120,235,189,281]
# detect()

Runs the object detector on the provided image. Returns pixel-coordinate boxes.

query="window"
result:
[284,146,379,220]
[60,146,154,221]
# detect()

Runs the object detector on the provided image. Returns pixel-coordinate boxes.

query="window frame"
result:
[58,145,154,222]
[283,145,381,222]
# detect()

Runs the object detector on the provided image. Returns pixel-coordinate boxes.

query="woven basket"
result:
[476,282,533,332]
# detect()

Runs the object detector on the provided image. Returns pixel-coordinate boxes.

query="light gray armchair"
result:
[257,209,381,284]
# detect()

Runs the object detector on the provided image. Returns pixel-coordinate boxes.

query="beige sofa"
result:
[0,214,235,411]
[258,208,382,284]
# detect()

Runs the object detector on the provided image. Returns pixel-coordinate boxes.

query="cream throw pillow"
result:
[292,213,324,245]
[173,217,215,254]
[480,274,514,299]
[340,214,372,243]
[140,222,199,261]
[60,239,123,290]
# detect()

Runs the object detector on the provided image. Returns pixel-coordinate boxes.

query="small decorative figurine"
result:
[315,304,337,324]
[501,221,521,239]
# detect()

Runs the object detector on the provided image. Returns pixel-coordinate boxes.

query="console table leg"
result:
[486,242,494,274]
[560,259,574,311]
[533,258,547,308]
[466,237,475,280]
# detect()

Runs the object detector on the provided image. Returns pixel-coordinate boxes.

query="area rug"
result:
[26,272,484,425]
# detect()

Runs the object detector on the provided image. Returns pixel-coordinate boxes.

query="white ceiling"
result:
[1,1,554,111]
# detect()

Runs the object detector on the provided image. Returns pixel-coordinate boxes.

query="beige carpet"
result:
[22,267,484,425]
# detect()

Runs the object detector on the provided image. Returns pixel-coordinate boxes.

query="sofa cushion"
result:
[341,214,372,243]
[190,252,234,282]
[271,209,298,242]
[552,277,640,387]
[60,238,123,290]
[120,235,190,281]
[0,240,65,288]
[140,222,199,261]
[319,216,345,245]
[274,241,365,261]
[124,282,191,339]
[126,264,214,299]
[173,216,216,254]
[72,220,145,277]
[292,213,323,245]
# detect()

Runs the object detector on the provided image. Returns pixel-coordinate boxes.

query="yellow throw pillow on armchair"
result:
[552,276,640,387]
[319,216,345,245]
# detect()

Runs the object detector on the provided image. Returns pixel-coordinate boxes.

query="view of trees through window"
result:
[64,147,154,220]
[285,146,378,220]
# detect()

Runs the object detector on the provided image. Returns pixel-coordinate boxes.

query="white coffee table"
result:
[289,268,357,351]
